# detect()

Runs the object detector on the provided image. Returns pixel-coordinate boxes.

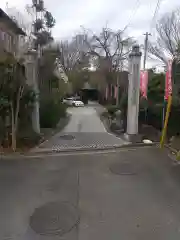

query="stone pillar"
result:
[124,45,142,142]
[25,49,40,134]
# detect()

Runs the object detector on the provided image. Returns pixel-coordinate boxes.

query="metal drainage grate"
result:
[59,134,75,140]
[109,162,137,175]
[30,202,79,236]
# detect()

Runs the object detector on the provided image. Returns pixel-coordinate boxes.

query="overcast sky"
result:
[1,0,180,68]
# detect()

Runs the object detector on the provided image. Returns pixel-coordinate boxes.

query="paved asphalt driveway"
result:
[37,105,126,152]
[1,147,180,239]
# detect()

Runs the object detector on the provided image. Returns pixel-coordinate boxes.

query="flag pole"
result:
[162,100,167,128]
[161,59,173,148]
[160,95,172,148]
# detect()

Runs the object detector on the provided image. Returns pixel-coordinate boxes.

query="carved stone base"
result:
[124,133,142,143]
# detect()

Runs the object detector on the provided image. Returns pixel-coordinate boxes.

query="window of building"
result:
[0,29,5,41]
[0,29,16,54]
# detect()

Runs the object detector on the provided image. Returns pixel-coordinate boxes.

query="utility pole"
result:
[143,32,151,70]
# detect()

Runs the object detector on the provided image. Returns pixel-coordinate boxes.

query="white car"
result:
[63,97,74,106]
[63,97,84,107]
[72,100,84,107]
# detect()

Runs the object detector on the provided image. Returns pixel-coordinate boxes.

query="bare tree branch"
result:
[148,8,180,63]
[84,27,134,75]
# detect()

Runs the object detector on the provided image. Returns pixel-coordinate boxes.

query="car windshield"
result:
[66,98,74,100]
[74,97,80,100]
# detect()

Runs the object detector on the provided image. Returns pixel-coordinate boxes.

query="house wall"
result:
[0,21,19,59]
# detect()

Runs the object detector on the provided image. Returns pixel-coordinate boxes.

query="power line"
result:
[123,0,141,31]
[150,0,162,32]
[143,0,162,70]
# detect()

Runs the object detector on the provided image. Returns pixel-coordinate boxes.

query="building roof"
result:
[81,82,96,90]
[0,8,26,35]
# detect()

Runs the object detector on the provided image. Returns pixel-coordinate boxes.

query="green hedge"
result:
[40,98,67,128]
[139,104,180,137]
[106,105,119,116]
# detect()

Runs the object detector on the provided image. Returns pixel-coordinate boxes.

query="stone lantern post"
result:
[125,45,142,142]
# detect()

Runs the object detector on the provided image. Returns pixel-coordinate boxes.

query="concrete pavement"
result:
[64,107,106,133]
[35,105,126,152]
[1,147,180,239]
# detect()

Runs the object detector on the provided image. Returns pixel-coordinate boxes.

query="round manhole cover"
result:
[30,202,79,236]
[109,162,137,175]
[59,135,75,140]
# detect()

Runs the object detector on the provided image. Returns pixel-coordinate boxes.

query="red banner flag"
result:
[165,60,172,100]
[105,86,108,100]
[114,85,118,99]
[140,70,148,98]
[111,84,113,97]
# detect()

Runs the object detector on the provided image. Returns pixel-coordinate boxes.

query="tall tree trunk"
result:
[11,86,24,151]
[11,102,16,151]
